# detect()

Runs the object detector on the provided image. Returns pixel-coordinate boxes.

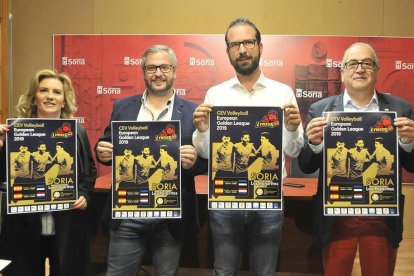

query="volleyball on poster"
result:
[209,106,283,210]
[323,111,399,216]
[6,118,78,214]
[111,121,181,219]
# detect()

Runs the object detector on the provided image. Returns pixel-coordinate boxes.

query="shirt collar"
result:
[141,90,175,108]
[343,89,378,108]
[229,71,267,90]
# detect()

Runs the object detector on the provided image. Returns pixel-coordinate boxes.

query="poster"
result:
[111,121,181,218]
[6,118,77,214]
[209,106,283,210]
[323,112,398,216]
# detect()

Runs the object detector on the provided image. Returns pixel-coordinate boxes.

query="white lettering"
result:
[96,85,121,95]
[62,57,86,66]
[189,57,215,66]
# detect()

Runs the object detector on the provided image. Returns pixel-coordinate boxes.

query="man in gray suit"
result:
[298,42,414,276]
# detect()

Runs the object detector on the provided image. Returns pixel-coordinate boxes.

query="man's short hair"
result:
[141,45,177,69]
[225,17,261,45]
[341,42,379,70]
[261,131,270,139]
[56,141,64,148]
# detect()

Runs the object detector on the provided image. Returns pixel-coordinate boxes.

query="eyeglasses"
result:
[144,64,174,73]
[343,59,377,71]
[227,39,257,52]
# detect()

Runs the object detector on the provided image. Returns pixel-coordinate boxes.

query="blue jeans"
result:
[106,219,182,276]
[209,210,284,276]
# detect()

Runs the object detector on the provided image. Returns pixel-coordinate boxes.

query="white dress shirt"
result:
[192,72,304,178]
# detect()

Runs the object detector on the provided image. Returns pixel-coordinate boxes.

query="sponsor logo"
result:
[124,56,142,66]
[255,110,280,128]
[326,58,342,68]
[395,60,414,70]
[97,85,121,95]
[260,59,283,67]
[370,115,393,133]
[189,57,215,66]
[295,88,323,98]
[174,88,186,95]
[61,57,86,66]
[155,124,177,141]
[51,122,73,138]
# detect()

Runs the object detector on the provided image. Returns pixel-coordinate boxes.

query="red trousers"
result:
[323,217,398,276]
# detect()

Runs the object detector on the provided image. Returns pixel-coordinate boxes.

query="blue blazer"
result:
[298,92,414,248]
[96,94,207,239]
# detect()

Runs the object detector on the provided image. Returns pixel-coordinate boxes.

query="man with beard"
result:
[233,131,256,175]
[95,45,207,275]
[12,145,32,184]
[347,137,372,182]
[214,135,234,177]
[192,18,304,276]
[328,139,348,182]
[117,148,135,186]
[134,145,157,184]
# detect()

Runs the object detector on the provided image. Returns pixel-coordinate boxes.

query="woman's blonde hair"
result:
[16,69,77,118]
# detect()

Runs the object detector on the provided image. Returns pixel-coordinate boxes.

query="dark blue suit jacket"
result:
[96,94,207,240]
[298,92,414,248]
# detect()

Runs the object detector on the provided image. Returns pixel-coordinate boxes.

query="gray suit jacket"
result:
[298,92,414,248]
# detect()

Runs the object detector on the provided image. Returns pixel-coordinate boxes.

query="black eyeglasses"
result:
[144,64,174,73]
[343,59,377,71]
[227,39,257,52]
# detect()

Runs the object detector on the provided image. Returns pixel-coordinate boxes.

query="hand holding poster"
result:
[209,106,283,210]
[111,121,181,219]
[323,112,398,216]
[6,119,77,214]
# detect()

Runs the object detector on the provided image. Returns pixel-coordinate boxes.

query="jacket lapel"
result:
[171,94,184,121]
[376,92,390,111]
[126,95,142,120]
[332,94,345,111]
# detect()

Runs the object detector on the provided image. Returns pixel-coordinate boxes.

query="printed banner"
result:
[53,34,414,182]
[6,119,78,214]
[209,106,283,210]
[111,121,181,218]
[323,112,399,216]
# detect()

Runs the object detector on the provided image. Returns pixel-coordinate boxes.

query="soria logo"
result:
[61,57,86,66]
[296,88,323,98]
[326,58,342,68]
[189,57,215,66]
[97,85,121,95]
[260,59,283,67]
[395,60,414,70]
[123,56,142,65]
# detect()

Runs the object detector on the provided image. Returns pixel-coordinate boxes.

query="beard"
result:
[230,53,260,76]
[144,76,174,96]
